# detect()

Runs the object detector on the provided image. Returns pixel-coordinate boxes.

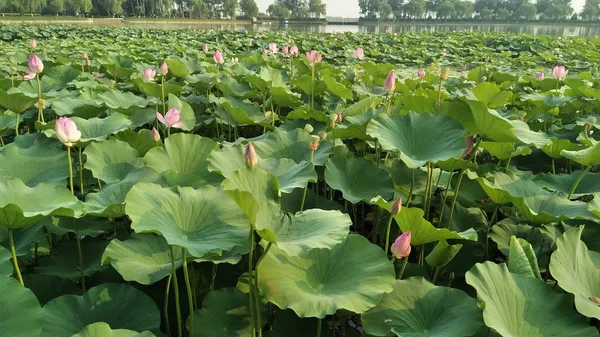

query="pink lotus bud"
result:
[351,48,365,60]
[151,127,160,142]
[30,39,37,48]
[202,44,209,53]
[536,71,544,81]
[23,69,36,81]
[283,46,290,56]
[418,68,426,79]
[55,116,82,146]
[551,66,568,81]
[142,68,156,81]
[306,50,322,66]
[385,28,392,33]
[391,231,411,259]
[262,48,267,55]
[391,197,402,215]
[160,61,168,76]
[156,108,185,129]
[461,136,474,158]
[268,42,278,55]
[82,52,88,60]
[213,50,224,64]
[245,142,258,167]
[290,45,299,56]
[336,112,343,124]
[28,55,43,74]
[384,71,396,93]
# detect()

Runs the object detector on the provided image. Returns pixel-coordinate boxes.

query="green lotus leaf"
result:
[466,262,598,337]
[2,220,46,256]
[36,238,108,281]
[472,82,512,108]
[84,138,142,184]
[43,113,132,145]
[488,219,553,261]
[538,170,600,197]
[541,138,581,159]
[0,277,43,337]
[51,97,104,118]
[0,87,38,113]
[194,244,248,265]
[40,65,80,91]
[189,287,266,337]
[23,274,79,306]
[394,207,466,245]
[323,73,353,100]
[208,145,248,177]
[561,142,600,166]
[48,216,113,238]
[425,240,463,268]
[436,157,477,171]
[102,233,182,285]
[114,130,159,156]
[215,95,265,125]
[508,236,541,279]
[362,278,483,337]
[134,78,182,99]
[280,187,343,214]
[550,226,600,319]
[257,234,395,318]
[0,178,84,229]
[0,245,11,276]
[271,86,303,107]
[167,94,196,131]
[480,142,531,160]
[287,106,328,123]
[0,138,68,186]
[144,133,221,187]
[325,156,394,204]
[125,183,250,258]
[72,322,156,337]
[41,283,161,337]
[98,89,154,111]
[253,128,333,166]
[366,112,467,168]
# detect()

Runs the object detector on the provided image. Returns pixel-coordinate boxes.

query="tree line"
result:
[359,0,600,21]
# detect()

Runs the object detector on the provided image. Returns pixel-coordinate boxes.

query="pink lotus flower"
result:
[213,50,224,64]
[156,108,185,129]
[28,55,43,74]
[268,42,278,55]
[306,50,322,66]
[351,48,364,60]
[536,71,545,81]
[261,48,267,55]
[551,66,567,81]
[245,142,258,167]
[151,127,160,142]
[142,68,156,81]
[418,68,426,79]
[384,71,396,93]
[336,112,343,124]
[391,197,402,215]
[283,46,290,56]
[23,69,36,81]
[202,44,209,53]
[30,39,37,48]
[290,45,299,57]
[391,232,411,259]
[55,116,81,146]
[160,61,168,76]
[461,136,474,158]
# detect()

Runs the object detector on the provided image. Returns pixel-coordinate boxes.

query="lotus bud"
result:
[290,45,299,57]
[142,68,156,81]
[55,116,82,146]
[589,297,600,306]
[23,69,36,81]
[536,71,545,81]
[391,231,411,259]
[384,71,396,93]
[213,50,224,64]
[245,142,258,168]
[268,42,278,55]
[318,131,328,141]
[309,135,320,151]
[306,50,322,66]
[337,113,344,124]
[202,43,209,53]
[160,60,168,76]
[391,197,402,215]
[417,68,426,79]
[351,48,365,60]
[151,127,160,142]
[156,108,185,129]
[551,65,568,81]
[283,46,290,56]
[30,39,37,49]
[28,55,43,74]
[304,124,314,133]
[461,136,474,158]
[37,99,46,110]
[440,67,449,80]
[82,52,88,60]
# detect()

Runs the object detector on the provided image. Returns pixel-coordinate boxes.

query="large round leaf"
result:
[125,183,250,258]
[394,207,469,245]
[35,238,109,281]
[72,322,155,337]
[466,262,598,337]
[257,234,395,318]
[325,156,394,204]
[0,139,68,186]
[0,245,12,276]
[0,277,43,337]
[84,138,142,184]
[101,233,182,285]
[253,128,333,166]
[550,226,600,319]
[366,112,467,168]
[538,170,600,197]
[43,113,133,145]
[41,283,161,337]
[561,142,600,166]
[362,278,483,337]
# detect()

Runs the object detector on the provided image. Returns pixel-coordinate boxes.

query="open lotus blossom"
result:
[351,48,365,60]
[290,45,299,56]
[160,61,168,76]
[384,71,396,93]
[213,50,224,64]
[418,68,426,79]
[283,46,290,56]
[30,39,37,48]
[202,44,209,53]
[142,68,156,81]
[23,69,36,81]
[151,127,160,142]
[245,142,258,167]
[551,66,568,81]
[55,116,81,146]
[391,231,411,259]
[156,108,185,129]
[536,71,545,80]
[462,136,475,158]
[28,55,44,74]
[268,42,278,55]
[306,50,322,66]
[391,197,402,215]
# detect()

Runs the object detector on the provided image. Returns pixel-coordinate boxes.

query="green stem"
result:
[182,248,194,337]
[164,274,172,337]
[36,74,44,123]
[567,166,591,199]
[316,319,322,337]
[447,138,481,227]
[78,147,84,196]
[432,267,440,284]
[169,246,183,337]
[300,151,315,211]
[15,113,19,135]
[210,264,217,291]
[396,257,409,280]
[67,147,75,195]
[8,230,24,286]
[168,127,171,137]
[484,207,499,260]
[505,152,513,172]
[406,168,415,207]
[254,243,272,337]
[551,159,556,174]
[310,66,315,109]
[248,228,257,337]
[75,225,86,292]
[383,214,395,254]
[437,171,454,227]
[424,162,434,220]
[437,78,444,111]
[161,75,166,115]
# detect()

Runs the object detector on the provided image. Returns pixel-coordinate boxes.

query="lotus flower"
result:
[28,55,43,74]
[391,197,402,215]
[283,46,290,56]
[440,67,449,80]
[384,71,396,93]
[551,66,568,81]
[268,42,278,55]
[151,127,160,142]
[213,50,224,64]
[351,48,365,60]
[156,108,185,129]
[461,136,474,158]
[23,69,36,81]
[418,68,426,79]
[142,68,156,81]
[309,135,320,151]
[391,231,411,259]
[290,45,299,57]
[30,39,37,48]
[536,71,545,81]
[202,44,209,53]
[336,112,343,124]
[306,50,322,66]
[262,48,267,54]
[245,142,258,167]
[55,116,81,146]
[82,52,88,60]
[160,61,168,76]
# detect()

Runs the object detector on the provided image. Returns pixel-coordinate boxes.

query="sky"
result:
[255,0,586,17]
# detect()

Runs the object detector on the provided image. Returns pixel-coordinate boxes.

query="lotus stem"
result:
[447,138,481,227]
[431,267,440,284]
[505,152,513,172]
[15,113,19,136]
[78,147,84,196]
[182,248,194,337]
[397,257,409,280]
[551,159,556,174]
[75,225,86,292]
[300,150,315,211]
[253,244,272,337]
[567,166,591,199]
[161,75,166,116]
[67,147,75,195]
[316,319,322,337]
[248,228,257,337]
[169,246,183,337]
[8,230,24,286]
[164,274,172,337]
[424,162,434,221]
[210,264,217,291]
[437,78,443,111]
[383,214,395,253]
[484,207,499,260]
[437,172,453,226]
[36,74,44,123]
[167,127,171,137]
[310,65,315,109]
[406,168,415,207]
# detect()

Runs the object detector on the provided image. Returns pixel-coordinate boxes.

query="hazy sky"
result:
[255,0,586,17]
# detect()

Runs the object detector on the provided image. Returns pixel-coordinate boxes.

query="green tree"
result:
[45,0,64,14]
[276,0,307,17]
[537,0,572,20]
[453,0,474,19]
[358,0,381,18]
[268,3,290,18]
[308,0,325,17]
[223,0,236,17]
[437,0,453,18]
[239,0,258,17]
[388,0,405,19]
[380,2,392,18]
[404,0,425,18]
[581,0,600,20]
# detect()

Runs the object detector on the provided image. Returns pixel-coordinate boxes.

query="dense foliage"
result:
[1,25,600,337]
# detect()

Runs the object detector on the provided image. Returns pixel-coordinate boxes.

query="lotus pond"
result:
[1,24,600,337]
